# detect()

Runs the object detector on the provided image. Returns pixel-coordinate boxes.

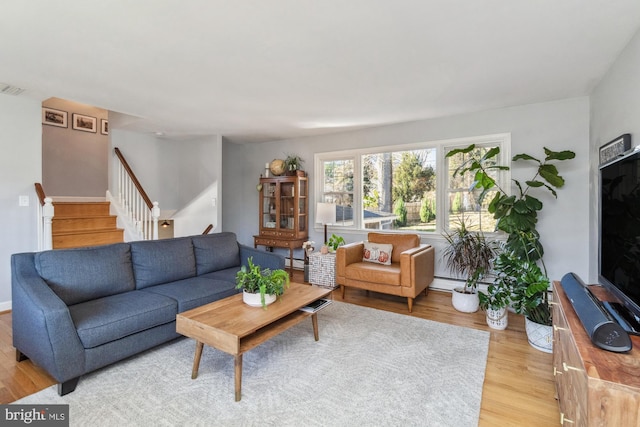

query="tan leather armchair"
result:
[336,232,434,312]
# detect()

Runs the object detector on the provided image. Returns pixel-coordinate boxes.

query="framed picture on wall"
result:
[72,113,97,133]
[101,119,109,135]
[42,107,68,128]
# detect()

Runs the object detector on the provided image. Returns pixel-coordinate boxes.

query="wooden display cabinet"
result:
[254,175,308,274]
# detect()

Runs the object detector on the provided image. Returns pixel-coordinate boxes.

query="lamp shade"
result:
[316,203,336,225]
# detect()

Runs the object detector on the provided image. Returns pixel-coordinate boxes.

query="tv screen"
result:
[600,148,640,324]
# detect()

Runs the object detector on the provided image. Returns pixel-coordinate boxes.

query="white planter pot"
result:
[451,287,479,313]
[525,317,553,353]
[485,307,508,330]
[242,290,276,307]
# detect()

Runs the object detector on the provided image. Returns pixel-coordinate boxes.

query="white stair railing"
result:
[35,183,54,251]
[114,148,159,240]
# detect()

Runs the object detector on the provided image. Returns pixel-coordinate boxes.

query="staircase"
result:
[52,202,124,249]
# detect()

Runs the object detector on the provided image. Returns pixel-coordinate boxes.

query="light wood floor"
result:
[0,271,560,425]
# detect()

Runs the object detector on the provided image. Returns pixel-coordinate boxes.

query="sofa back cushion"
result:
[368,232,420,264]
[35,243,135,306]
[130,237,196,289]
[192,232,240,275]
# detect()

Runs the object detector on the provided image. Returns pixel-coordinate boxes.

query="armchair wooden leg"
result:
[407,297,414,313]
[341,285,346,299]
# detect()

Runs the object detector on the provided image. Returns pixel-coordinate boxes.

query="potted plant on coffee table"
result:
[446,144,575,350]
[442,217,497,313]
[235,257,290,309]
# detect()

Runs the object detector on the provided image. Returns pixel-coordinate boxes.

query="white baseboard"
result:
[429,277,490,294]
[0,300,12,312]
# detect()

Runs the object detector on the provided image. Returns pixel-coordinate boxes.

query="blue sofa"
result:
[11,232,284,395]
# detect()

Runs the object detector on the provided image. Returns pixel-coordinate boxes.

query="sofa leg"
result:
[407,297,414,313]
[15,349,28,362]
[58,377,80,396]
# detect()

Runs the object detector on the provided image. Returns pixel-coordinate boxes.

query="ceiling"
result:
[1,1,640,143]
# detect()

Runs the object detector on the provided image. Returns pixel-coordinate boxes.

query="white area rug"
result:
[15,301,489,426]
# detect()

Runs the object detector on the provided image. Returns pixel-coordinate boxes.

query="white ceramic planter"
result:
[242,290,276,307]
[485,307,508,330]
[451,288,479,313]
[525,317,553,353]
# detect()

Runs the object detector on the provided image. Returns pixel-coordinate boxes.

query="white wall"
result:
[42,98,109,197]
[0,95,41,308]
[223,97,590,284]
[590,28,640,282]
[109,130,222,233]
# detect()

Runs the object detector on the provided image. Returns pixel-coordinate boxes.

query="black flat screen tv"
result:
[600,148,640,330]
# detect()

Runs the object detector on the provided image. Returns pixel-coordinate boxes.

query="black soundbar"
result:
[560,272,632,353]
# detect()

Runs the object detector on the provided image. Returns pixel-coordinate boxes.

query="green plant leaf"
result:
[523,195,543,211]
[513,153,539,162]
[539,164,565,188]
[446,144,475,157]
[544,147,576,161]
[525,180,544,188]
[480,146,500,161]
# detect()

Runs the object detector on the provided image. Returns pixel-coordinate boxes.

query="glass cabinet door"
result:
[262,182,277,229]
[298,178,307,233]
[280,181,295,230]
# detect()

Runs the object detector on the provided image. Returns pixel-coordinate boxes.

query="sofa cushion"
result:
[199,266,242,284]
[35,243,135,306]
[345,262,401,286]
[131,238,196,289]
[192,232,241,275]
[142,276,239,312]
[362,242,393,265]
[68,290,177,349]
[368,233,420,264]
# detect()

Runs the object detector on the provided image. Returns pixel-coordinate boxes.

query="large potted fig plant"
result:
[446,144,575,350]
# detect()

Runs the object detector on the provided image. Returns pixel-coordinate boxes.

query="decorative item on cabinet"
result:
[269,159,286,176]
[284,154,305,176]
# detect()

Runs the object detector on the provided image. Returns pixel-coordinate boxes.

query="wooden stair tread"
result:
[52,215,118,221]
[53,228,121,236]
[50,200,124,249]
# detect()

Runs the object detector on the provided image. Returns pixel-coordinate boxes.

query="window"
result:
[445,144,502,232]
[315,134,509,234]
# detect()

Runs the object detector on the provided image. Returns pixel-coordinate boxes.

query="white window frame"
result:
[314,133,511,235]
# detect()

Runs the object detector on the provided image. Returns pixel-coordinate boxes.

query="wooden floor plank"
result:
[0,271,560,425]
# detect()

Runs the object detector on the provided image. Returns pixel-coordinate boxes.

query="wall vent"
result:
[0,83,26,96]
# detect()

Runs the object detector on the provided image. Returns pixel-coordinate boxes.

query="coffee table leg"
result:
[234,354,243,401]
[192,341,204,379]
[312,312,319,341]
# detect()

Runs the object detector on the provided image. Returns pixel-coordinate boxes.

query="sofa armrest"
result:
[336,242,364,280]
[399,244,435,288]
[239,244,286,271]
[11,253,85,383]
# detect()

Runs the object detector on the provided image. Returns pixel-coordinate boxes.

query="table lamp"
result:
[316,202,336,244]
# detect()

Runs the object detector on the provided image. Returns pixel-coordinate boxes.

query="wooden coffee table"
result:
[176,282,332,401]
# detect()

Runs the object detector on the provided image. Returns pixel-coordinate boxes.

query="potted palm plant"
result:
[442,217,497,313]
[284,154,305,176]
[446,145,575,350]
[235,257,290,309]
